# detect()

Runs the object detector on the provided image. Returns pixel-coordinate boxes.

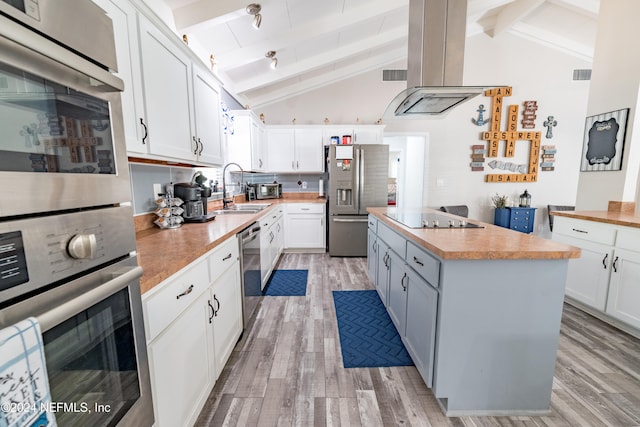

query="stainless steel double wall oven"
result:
[0,1,153,426]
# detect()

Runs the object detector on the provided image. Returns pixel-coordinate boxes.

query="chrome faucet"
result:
[222,162,243,209]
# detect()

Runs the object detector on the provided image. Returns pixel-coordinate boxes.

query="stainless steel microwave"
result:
[247,183,282,200]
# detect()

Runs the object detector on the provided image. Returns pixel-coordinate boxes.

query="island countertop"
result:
[368,207,581,261]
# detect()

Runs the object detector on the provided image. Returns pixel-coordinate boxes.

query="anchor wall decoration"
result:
[471,104,490,126]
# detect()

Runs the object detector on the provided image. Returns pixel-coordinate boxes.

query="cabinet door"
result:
[193,66,223,165]
[225,114,252,170]
[211,263,243,379]
[92,0,146,154]
[148,290,214,427]
[554,234,613,310]
[139,15,195,161]
[353,126,383,144]
[251,119,265,171]
[404,267,438,388]
[376,243,390,306]
[285,214,325,248]
[266,128,295,172]
[367,229,378,284]
[387,250,407,335]
[294,128,323,172]
[260,228,272,289]
[606,248,640,329]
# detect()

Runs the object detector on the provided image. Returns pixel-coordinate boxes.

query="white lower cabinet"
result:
[367,228,378,285]
[210,262,242,379]
[148,289,214,427]
[284,203,326,249]
[376,241,390,305]
[553,216,640,331]
[143,235,242,427]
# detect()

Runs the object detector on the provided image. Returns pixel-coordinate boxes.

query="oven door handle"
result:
[37,266,143,332]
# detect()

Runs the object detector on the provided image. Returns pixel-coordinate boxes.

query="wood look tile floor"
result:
[195,253,640,427]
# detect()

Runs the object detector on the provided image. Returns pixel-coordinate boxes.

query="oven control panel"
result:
[0,206,136,304]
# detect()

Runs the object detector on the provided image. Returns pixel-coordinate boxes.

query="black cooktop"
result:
[384,212,483,229]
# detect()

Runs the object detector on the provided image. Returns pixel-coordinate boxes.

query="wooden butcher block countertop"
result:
[368,207,581,261]
[551,210,640,229]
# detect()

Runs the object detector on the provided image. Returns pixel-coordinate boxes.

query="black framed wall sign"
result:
[580,108,629,171]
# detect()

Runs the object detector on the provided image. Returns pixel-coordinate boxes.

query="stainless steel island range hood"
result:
[385,0,486,118]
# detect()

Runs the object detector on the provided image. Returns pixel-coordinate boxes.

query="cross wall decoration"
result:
[481,87,541,183]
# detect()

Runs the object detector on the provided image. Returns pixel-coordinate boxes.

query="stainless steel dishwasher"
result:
[238,222,262,328]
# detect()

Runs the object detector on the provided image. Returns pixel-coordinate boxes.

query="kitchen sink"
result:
[228,203,272,211]
[210,209,260,215]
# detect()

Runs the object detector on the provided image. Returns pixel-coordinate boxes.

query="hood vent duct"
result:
[385,0,488,118]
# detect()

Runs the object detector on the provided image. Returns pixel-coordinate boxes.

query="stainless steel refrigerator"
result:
[329,144,389,256]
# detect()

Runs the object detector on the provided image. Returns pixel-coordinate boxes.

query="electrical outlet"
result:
[153,183,162,198]
[302,181,308,189]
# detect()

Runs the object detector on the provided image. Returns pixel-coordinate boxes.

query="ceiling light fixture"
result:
[246,3,262,30]
[265,50,277,69]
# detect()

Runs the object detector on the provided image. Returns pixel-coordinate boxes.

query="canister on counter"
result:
[330,135,339,145]
[342,135,352,145]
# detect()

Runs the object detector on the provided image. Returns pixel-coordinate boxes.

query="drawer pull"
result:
[222,253,233,261]
[413,256,424,267]
[612,256,619,273]
[176,284,194,299]
[572,228,588,234]
[602,253,608,269]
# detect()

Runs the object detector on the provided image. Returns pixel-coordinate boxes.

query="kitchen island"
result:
[367,207,580,417]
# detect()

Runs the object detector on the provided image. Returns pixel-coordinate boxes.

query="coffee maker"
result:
[174,182,215,222]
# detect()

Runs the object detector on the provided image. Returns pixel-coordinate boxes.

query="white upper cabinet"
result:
[96,0,223,165]
[138,14,196,161]
[92,0,146,153]
[192,65,223,165]
[266,126,323,173]
[322,125,384,145]
[225,110,265,171]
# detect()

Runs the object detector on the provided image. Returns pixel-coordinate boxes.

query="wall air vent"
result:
[572,69,592,80]
[383,69,407,82]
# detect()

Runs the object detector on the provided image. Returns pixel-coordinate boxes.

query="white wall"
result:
[259,31,591,236]
[575,0,640,211]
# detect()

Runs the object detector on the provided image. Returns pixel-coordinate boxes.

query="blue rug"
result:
[263,269,308,296]
[332,290,413,368]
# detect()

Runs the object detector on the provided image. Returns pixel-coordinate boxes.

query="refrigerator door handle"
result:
[332,218,369,223]
[360,148,365,212]
[354,147,361,212]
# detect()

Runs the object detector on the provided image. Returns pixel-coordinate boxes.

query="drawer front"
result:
[511,221,531,233]
[286,203,324,214]
[209,235,239,279]
[406,242,440,286]
[368,215,378,232]
[377,222,406,258]
[553,217,616,245]
[144,257,209,342]
[615,227,640,252]
[510,208,532,220]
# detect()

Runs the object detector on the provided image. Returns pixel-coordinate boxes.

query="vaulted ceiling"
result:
[163,0,599,108]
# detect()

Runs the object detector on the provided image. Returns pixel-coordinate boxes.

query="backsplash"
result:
[129,162,326,215]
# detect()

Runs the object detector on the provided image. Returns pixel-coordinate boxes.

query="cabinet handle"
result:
[259,159,263,168]
[208,299,214,323]
[222,253,232,261]
[301,208,310,211]
[602,253,608,269]
[572,228,588,234]
[140,118,148,144]
[612,256,619,273]
[213,294,221,316]
[198,137,203,155]
[192,136,198,155]
[297,160,299,169]
[413,256,424,267]
[401,273,407,291]
[176,284,194,299]
[383,252,390,268]
[373,241,377,253]
[292,161,295,169]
